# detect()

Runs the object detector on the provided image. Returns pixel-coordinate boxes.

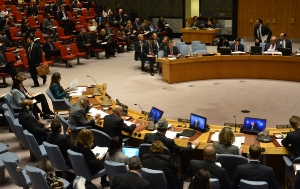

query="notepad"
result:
[93,146,108,158]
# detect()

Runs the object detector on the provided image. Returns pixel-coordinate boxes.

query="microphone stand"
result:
[234,115,237,133]
[87,75,102,95]
[134,104,146,125]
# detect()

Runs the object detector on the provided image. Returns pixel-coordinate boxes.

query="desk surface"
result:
[180,28,220,44]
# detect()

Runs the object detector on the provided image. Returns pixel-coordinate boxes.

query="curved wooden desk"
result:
[180,28,221,44]
[158,55,300,84]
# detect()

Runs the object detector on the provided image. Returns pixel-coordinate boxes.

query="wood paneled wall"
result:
[237,0,300,39]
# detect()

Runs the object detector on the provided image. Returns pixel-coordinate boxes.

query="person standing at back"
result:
[254,19,272,46]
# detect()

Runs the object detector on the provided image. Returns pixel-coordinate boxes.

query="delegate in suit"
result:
[277,33,292,50]
[264,36,281,52]
[229,38,244,52]
[254,19,272,46]
[164,40,181,57]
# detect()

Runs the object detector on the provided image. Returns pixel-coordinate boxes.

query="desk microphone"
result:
[134,104,147,125]
[87,75,102,94]
[134,103,143,113]
[234,115,237,133]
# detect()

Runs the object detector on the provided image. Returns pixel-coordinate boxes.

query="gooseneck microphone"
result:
[234,115,237,133]
[87,75,102,94]
[134,103,143,113]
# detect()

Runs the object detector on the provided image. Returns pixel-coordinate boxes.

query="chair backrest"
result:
[14,11,22,21]
[23,130,45,159]
[79,16,85,25]
[239,179,268,189]
[240,42,247,52]
[67,149,92,181]
[25,165,50,189]
[37,15,44,24]
[191,41,201,52]
[259,43,266,52]
[54,41,61,49]
[175,42,185,50]
[11,5,18,13]
[104,160,127,185]
[157,50,164,58]
[81,9,88,17]
[141,167,168,189]
[18,49,26,55]
[55,114,70,135]
[179,45,190,55]
[64,0,71,6]
[43,142,69,171]
[216,23,222,28]
[4,111,18,137]
[194,50,208,54]
[216,154,248,182]
[28,16,37,27]
[2,99,17,118]
[5,51,17,63]
[210,178,220,189]
[139,143,171,157]
[1,152,31,188]
[14,122,30,149]
[67,11,72,19]
[90,129,111,147]
[69,43,80,54]
[9,27,19,40]
[59,45,69,56]
[53,20,59,27]
[56,27,65,37]
[89,8,95,16]
[64,98,72,109]
[46,88,55,101]
[35,31,45,42]
[196,43,207,50]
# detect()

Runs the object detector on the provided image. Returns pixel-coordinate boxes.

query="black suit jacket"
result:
[277,39,292,49]
[254,24,272,42]
[229,43,244,52]
[76,33,88,47]
[233,161,277,189]
[111,172,151,189]
[103,114,136,138]
[160,43,168,53]
[188,159,231,189]
[19,110,48,145]
[43,42,57,60]
[264,42,281,51]
[281,128,300,160]
[294,170,300,189]
[164,46,181,57]
[144,42,158,56]
[27,7,38,17]
[134,40,147,60]
[58,11,68,21]
[26,43,42,67]
[143,132,193,155]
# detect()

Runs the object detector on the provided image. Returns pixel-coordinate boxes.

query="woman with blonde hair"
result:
[213,126,243,155]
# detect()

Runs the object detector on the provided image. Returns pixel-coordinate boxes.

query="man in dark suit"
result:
[233,144,277,189]
[42,14,56,41]
[144,36,158,76]
[264,36,281,52]
[58,5,73,35]
[46,119,73,167]
[229,38,244,52]
[114,8,127,26]
[248,122,257,130]
[281,115,300,160]
[277,33,292,50]
[111,156,150,189]
[76,29,90,59]
[254,19,272,46]
[18,99,50,145]
[164,40,181,57]
[26,36,47,88]
[144,119,199,155]
[27,4,38,17]
[132,18,141,31]
[68,96,100,127]
[159,36,169,52]
[134,34,146,66]
[188,145,231,189]
[103,105,136,138]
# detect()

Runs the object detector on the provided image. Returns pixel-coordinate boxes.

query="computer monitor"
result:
[70,78,78,90]
[243,117,267,134]
[122,147,139,158]
[250,46,262,54]
[148,107,164,123]
[218,47,232,55]
[189,113,207,132]
[280,47,292,56]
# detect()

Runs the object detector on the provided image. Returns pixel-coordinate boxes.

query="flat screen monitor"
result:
[243,117,267,133]
[122,147,139,158]
[189,113,207,132]
[250,46,262,54]
[280,47,292,56]
[218,47,231,55]
[148,107,164,123]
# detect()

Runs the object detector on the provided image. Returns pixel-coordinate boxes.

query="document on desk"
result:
[124,120,134,126]
[88,108,108,118]
[167,57,176,60]
[101,42,107,45]
[69,92,82,97]
[92,146,108,158]
[276,139,283,146]
[70,87,86,93]
[210,132,219,142]
[233,136,245,148]
[152,130,179,139]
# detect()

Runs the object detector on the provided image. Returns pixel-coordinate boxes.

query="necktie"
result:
[170,48,173,55]
[283,40,285,48]
[149,44,153,55]
[28,45,32,60]
[272,44,275,49]
[235,46,238,52]
[49,43,53,50]
[140,41,143,51]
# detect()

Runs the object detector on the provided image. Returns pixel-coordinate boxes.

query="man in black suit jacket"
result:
[144,119,199,155]
[26,36,47,88]
[46,119,73,167]
[159,36,169,52]
[281,115,300,160]
[277,33,292,50]
[144,36,158,76]
[27,4,38,17]
[188,144,231,189]
[58,5,73,35]
[18,99,50,145]
[264,36,281,52]
[134,34,146,64]
[229,38,244,52]
[111,156,150,189]
[254,19,272,46]
[114,9,127,26]
[164,40,181,57]
[76,29,90,59]
[233,144,277,189]
[103,105,136,138]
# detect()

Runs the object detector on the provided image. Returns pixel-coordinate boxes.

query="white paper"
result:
[101,42,107,45]
[276,139,283,146]
[88,108,108,118]
[167,58,176,60]
[215,162,222,167]
[93,146,108,158]
[165,131,180,139]
[296,165,300,171]
[70,87,86,93]
[211,132,219,142]
[69,92,82,97]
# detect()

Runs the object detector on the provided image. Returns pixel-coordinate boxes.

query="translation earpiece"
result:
[26,105,29,110]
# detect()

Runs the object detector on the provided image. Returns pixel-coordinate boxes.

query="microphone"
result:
[234,115,237,133]
[87,75,102,95]
[134,104,147,125]
[134,103,143,113]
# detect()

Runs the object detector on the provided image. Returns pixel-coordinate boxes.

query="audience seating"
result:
[46,88,69,113]
[28,16,40,30]
[14,11,23,23]
[69,43,86,64]
[141,167,168,189]
[104,160,127,185]
[56,27,72,44]
[20,54,29,70]
[90,129,112,147]
[283,156,300,188]
[194,50,208,54]
[5,51,24,68]
[9,27,23,47]
[35,31,46,44]
[175,42,185,51]
[4,111,19,138]
[0,73,9,88]
[239,179,268,189]
[179,44,190,55]
[56,113,86,140]
[89,8,96,18]
[3,96,19,117]
[81,8,94,21]
[196,43,207,51]
[38,2,45,15]
[42,53,54,66]
[241,42,247,52]
[90,43,104,59]
[0,142,8,154]
[260,43,266,52]
[59,45,76,67]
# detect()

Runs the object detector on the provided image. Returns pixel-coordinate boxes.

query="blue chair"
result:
[179,45,190,55]
[1,152,31,188]
[141,167,167,189]
[259,43,266,52]
[91,129,111,147]
[210,178,220,189]
[46,89,69,114]
[216,154,248,182]
[239,179,268,189]
[194,50,208,54]
[283,156,300,188]
[0,143,8,184]
[3,94,19,118]
[191,41,201,53]
[139,143,171,157]
[0,143,8,154]
[25,165,70,189]
[241,42,247,52]
[157,50,164,58]
[196,43,207,51]
[23,130,48,170]
[64,98,72,109]
[215,23,222,36]
[104,160,127,185]
[4,111,19,137]
[67,149,106,183]
[56,113,86,139]
[175,42,185,51]
[43,142,70,179]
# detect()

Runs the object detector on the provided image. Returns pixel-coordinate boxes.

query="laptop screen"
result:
[122,148,139,158]
[148,107,164,123]
[189,113,207,132]
[243,117,267,133]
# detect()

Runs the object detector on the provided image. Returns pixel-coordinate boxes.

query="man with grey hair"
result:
[103,105,137,138]
[144,118,200,155]
[76,28,90,59]
[111,156,150,189]
[68,96,100,127]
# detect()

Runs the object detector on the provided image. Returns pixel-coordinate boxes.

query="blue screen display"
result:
[190,113,206,131]
[122,148,139,158]
[148,107,164,123]
[243,117,267,132]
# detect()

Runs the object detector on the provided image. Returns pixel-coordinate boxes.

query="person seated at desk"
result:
[49,72,71,99]
[42,14,57,42]
[217,36,230,52]
[277,32,292,49]
[281,115,300,161]
[190,16,198,27]
[189,169,211,189]
[233,144,278,189]
[105,136,129,165]
[205,17,216,28]
[229,38,244,52]
[164,40,182,57]
[264,36,280,52]
[103,105,136,138]
[144,119,200,155]
[160,36,169,52]
[68,96,100,128]
[213,126,243,155]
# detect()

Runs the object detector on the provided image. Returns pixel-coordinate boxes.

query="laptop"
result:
[122,147,139,158]
[180,113,207,137]
[148,107,164,123]
[242,117,267,134]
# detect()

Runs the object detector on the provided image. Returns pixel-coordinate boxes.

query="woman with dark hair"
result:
[99,29,116,58]
[158,17,173,39]
[116,25,130,51]
[191,16,198,27]
[189,169,211,189]
[49,72,70,99]
[105,136,129,164]
[206,17,216,28]
[70,129,110,188]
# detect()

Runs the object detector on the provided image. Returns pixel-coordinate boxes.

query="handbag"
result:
[36,64,50,76]
[44,172,64,189]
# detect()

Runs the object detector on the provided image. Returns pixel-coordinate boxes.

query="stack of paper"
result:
[88,108,109,118]
[211,132,220,142]
[233,136,245,148]
[276,139,283,146]
[124,120,134,126]
[93,146,108,158]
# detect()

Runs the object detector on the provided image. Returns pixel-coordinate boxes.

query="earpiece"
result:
[26,105,29,110]
[80,99,84,104]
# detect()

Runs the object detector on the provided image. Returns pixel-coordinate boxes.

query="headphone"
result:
[80,99,84,104]
[26,105,30,110]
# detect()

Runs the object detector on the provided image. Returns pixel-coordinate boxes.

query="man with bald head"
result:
[188,144,231,189]
[68,96,100,127]
[18,99,50,144]
[264,36,281,52]
[103,105,137,138]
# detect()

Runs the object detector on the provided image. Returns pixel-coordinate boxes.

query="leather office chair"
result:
[191,41,201,53]
[239,179,268,189]
[196,43,207,51]
[283,156,300,188]
[210,178,220,189]
[104,160,127,185]
[55,114,86,140]
[141,167,168,189]
[179,44,190,55]
[0,142,8,183]
[46,89,69,114]
[241,42,247,52]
